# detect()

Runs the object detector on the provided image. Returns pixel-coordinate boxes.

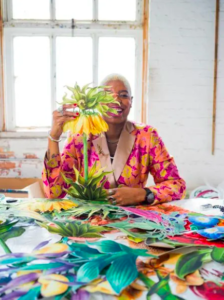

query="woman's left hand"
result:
[108,187,146,206]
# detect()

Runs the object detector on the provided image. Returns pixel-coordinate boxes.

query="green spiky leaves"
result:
[37,220,108,238]
[59,83,119,116]
[61,162,111,201]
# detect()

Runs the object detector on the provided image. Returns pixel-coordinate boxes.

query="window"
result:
[12,0,50,20]
[2,0,143,132]
[98,0,136,21]
[14,37,51,127]
[55,0,93,20]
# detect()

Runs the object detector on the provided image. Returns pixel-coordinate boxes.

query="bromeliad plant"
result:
[61,162,111,202]
[60,83,119,202]
[37,220,110,239]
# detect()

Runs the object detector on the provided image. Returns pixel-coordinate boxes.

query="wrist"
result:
[48,130,62,143]
[49,129,61,140]
[143,188,155,205]
[137,189,147,203]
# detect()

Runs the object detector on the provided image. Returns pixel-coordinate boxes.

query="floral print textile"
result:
[42,122,186,202]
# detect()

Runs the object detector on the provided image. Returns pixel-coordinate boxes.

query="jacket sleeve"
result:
[42,135,78,199]
[147,128,186,204]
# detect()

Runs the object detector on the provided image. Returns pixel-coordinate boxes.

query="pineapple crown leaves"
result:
[58,83,120,115]
[37,220,108,238]
[61,162,111,201]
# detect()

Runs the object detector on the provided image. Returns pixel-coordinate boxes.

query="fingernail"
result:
[73,104,77,107]
[73,116,76,119]
[76,112,80,116]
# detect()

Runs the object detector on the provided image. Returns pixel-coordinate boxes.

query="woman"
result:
[42,74,186,205]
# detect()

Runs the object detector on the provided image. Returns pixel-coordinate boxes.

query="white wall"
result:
[147,0,224,190]
[1,0,224,193]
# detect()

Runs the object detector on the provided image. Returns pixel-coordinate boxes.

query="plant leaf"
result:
[106,254,138,294]
[18,286,41,300]
[77,254,112,282]
[211,247,224,263]
[147,275,170,297]
[86,240,122,253]
[0,227,25,242]
[175,250,211,279]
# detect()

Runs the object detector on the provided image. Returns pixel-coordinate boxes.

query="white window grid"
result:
[2,0,143,133]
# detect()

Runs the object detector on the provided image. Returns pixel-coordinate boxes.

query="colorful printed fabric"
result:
[136,203,190,215]
[42,122,186,202]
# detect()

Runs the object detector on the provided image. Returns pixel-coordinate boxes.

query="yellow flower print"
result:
[26,199,77,212]
[141,154,148,167]
[123,166,132,178]
[151,133,160,146]
[51,185,62,198]
[33,243,69,255]
[129,156,137,167]
[39,274,69,297]
[16,270,41,291]
[160,169,167,178]
[47,159,59,168]
[84,279,116,295]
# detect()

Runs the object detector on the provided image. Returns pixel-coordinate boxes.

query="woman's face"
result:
[103,80,132,125]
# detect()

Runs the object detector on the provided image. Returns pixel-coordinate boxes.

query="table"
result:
[1,198,224,300]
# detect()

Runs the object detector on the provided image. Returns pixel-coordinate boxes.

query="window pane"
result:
[98,0,136,21]
[56,0,93,20]
[98,37,135,120]
[56,37,93,104]
[12,0,50,19]
[14,37,51,127]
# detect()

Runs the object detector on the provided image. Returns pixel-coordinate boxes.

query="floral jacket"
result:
[42,121,186,203]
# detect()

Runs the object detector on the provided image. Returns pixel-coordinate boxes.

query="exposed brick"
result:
[23,153,38,159]
[0,162,16,169]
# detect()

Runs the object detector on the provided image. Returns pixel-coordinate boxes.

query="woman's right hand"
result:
[50,104,79,139]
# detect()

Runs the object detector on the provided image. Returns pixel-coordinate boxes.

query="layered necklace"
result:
[107,138,119,162]
[107,139,119,145]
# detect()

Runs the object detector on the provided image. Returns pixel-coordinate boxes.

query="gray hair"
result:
[100,73,132,96]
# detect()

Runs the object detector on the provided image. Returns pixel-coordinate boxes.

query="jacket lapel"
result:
[112,121,136,181]
[92,134,117,188]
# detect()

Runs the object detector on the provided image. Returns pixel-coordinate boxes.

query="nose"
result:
[112,92,118,98]
[112,92,121,102]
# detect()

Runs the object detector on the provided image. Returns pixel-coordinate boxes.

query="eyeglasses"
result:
[105,90,131,100]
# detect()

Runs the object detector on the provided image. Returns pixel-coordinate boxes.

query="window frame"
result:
[1,0,143,137]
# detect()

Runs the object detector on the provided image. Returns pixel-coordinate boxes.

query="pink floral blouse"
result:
[42,121,186,203]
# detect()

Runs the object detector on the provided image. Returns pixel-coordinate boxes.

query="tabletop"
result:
[0,198,224,300]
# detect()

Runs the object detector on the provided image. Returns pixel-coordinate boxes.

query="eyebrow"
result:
[119,90,129,93]
[105,89,129,94]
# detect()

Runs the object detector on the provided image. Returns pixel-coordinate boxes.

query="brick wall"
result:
[147,0,224,189]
